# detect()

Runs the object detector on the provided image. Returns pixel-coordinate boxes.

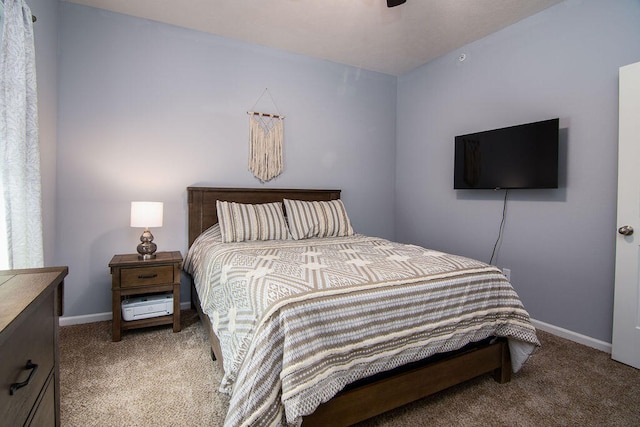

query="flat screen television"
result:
[454,118,559,189]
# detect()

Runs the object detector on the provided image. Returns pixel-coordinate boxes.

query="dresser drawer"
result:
[0,290,54,423]
[26,370,55,427]
[120,265,175,288]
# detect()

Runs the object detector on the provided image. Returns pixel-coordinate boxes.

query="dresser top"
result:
[0,266,68,334]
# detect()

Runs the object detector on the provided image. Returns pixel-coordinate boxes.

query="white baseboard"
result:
[59,311,112,326]
[530,318,612,354]
[59,301,192,327]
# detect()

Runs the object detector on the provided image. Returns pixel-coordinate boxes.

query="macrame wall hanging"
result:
[247,88,285,183]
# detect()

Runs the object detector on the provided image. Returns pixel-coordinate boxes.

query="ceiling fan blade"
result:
[387,0,407,7]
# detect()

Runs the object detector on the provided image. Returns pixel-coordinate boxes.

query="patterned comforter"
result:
[184,225,540,427]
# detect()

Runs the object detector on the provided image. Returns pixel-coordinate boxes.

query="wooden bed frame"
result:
[186,186,511,426]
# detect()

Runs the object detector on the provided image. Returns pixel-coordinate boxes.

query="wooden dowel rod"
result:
[247,111,283,119]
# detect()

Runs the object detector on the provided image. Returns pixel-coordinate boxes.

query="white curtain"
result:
[0,0,43,269]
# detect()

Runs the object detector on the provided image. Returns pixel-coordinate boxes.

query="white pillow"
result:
[283,198,354,240]
[216,201,291,243]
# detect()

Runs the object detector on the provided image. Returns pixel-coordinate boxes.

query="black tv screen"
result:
[454,118,559,189]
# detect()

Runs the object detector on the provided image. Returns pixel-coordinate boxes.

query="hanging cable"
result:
[489,189,508,265]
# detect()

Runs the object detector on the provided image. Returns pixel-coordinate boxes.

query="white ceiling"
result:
[65,0,563,76]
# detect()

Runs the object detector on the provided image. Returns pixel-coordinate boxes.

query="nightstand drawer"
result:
[120,265,174,287]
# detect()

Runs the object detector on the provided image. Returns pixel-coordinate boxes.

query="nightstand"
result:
[109,251,182,342]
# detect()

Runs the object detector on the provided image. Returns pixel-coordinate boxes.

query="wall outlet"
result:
[502,268,511,281]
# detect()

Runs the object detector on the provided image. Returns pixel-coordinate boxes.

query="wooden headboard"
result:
[187,187,341,247]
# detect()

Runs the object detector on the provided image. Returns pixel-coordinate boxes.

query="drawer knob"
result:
[9,360,38,396]
[138,273,158,279]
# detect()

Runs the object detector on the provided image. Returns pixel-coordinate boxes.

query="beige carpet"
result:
[59,310,226,426]
[59,310,640,426]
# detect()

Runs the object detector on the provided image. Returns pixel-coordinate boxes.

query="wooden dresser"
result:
[0,267,67,427]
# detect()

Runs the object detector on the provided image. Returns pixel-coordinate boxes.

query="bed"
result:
[184,186,539,427]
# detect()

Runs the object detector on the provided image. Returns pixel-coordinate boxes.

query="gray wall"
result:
[56,3,397,318]
[396,0,640,343]
[53,0,640,344]
[30,0,58,267]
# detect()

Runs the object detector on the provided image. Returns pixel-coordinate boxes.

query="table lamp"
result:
[130,201,163,259]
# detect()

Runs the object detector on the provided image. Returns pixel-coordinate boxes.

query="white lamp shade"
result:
[130,201,163,228]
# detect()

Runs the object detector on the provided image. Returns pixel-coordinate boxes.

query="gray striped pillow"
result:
[283,199,354,240]
[216,201,291,243]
